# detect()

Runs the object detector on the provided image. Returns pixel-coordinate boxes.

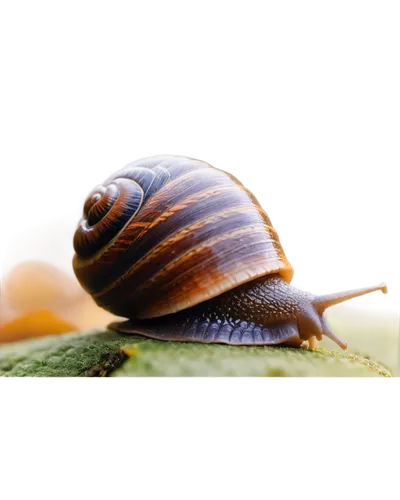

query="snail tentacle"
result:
[320,317,347,350]
[313,281,389,312]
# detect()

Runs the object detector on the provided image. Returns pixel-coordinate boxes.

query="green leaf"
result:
[0,330,127,377]
[0,329,392,377]
[114,342,392,377]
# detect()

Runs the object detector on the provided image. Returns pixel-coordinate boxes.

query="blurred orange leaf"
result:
[0,261,117,343]
[2,261,81,314]
[0,310,77,343]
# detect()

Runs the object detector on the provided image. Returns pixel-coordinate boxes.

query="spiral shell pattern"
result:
[73,156,294,319]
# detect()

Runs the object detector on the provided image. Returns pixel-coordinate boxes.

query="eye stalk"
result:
[296,282,388,350]
[313,282,388,313]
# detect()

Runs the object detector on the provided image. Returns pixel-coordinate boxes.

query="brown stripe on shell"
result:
[92,187,270,296]
[73,178,144,259]
[117,225,293,318]
[74,168,250,293]
[75,160,205,266]
[93,204,275,305]
[96,223,292,318]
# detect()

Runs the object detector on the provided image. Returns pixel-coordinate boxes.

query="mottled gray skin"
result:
[112,273,386,347]
[112,274,329,347]
[208,275,311,325]
[196,274,323,344]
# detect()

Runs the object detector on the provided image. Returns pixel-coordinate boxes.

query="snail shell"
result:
[73,155,387,349]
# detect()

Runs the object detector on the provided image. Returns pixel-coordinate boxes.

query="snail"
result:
[73,155,387,349]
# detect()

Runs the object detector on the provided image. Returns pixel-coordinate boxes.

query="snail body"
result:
[73,155,387,349]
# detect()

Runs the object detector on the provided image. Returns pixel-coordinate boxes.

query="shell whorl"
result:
[73,155,294,319]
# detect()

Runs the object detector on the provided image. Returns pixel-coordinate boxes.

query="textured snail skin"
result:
[110,275,310,346]
[74,155,387,349]
[109,274,387,349]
